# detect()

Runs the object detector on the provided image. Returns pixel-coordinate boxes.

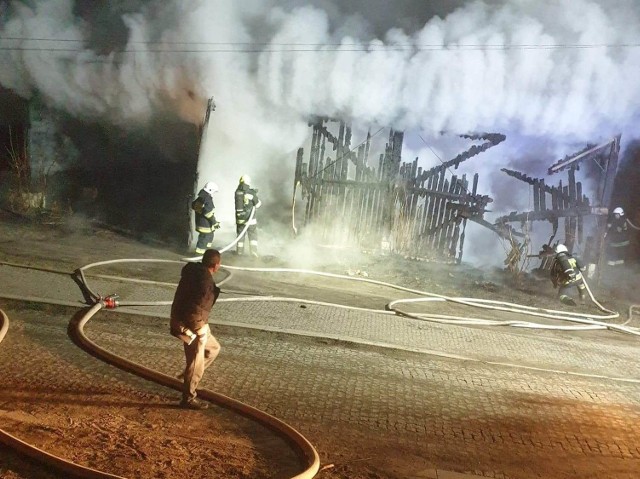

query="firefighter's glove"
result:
[567,271,576,281]
[213,222,221,230]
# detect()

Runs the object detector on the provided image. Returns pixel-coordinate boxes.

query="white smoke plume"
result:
[1,0,639,263]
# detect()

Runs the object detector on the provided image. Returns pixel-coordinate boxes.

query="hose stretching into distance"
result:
[75,198,640,337]
[216,265,638,336]
[76,235,638,338]
[184,202,627,332]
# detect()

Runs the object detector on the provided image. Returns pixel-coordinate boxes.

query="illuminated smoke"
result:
[1,0,639,263]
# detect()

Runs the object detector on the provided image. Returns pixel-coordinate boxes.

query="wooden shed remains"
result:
[494,136,621,276]
[293,119,505,263]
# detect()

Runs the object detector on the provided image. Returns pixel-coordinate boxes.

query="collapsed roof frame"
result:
[494,136,620,274]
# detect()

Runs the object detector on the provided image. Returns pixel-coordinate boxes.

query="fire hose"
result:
[0,266,638,479]
[1,218,639,478]
[0,308,125,478]
[0,299,320,479]
[170,213,638,335]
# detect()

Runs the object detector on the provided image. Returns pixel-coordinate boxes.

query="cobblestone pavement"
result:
[0,306,301,479]
[1,262,640,478]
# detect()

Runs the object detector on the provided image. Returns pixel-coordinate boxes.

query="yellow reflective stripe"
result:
[204,210,215,219]
[196,226,213,233]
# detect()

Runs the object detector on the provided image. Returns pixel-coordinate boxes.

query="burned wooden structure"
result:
[494,136,620,272]
[293,119,505,263]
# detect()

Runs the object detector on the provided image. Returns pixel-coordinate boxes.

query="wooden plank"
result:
[428,170,447,249]
[568,168,576,203]
[449,175,468,258]
[417,174,434,254]
[295,148,304,185]
[438,175,458,255]
[457,173,478,261]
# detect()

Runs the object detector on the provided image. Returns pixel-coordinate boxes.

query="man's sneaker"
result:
[179,398,209,410]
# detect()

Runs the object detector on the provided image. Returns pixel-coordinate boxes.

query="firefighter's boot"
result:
[560,295,576,306]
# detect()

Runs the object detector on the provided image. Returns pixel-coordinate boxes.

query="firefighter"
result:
[550,244,587,306]
[193,181,220,255]
[235,175,261,256]
[605,207,629,266]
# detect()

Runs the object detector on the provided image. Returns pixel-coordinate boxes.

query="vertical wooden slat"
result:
[457,173,478,262]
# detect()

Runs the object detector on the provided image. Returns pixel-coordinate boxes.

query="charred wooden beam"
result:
[295,148,304,186]
[495,205,597,224]
[410,186,491,205]
[548,137,618,174]
[420,133,505,179]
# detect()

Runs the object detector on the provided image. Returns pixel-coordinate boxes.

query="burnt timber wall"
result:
[294,119,503,263]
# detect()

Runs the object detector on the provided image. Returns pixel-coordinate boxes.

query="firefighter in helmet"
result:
[193,181,220,255]
[550,243,587,306]
[235,175,262,256]
[605,207,629,266]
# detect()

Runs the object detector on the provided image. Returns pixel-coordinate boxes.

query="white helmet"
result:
[555,244,568,254]
[239,175,251,186]
[613,207,624,216]
[203,181,218,194]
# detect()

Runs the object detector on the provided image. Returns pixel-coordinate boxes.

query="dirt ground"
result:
[0,209,638,479]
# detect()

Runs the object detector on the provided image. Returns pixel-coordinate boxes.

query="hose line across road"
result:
[1,251,639,478]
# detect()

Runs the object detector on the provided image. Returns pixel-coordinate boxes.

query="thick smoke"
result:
[1,0,639,264]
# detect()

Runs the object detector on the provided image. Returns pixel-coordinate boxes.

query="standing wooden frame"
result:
[293,120,503,263]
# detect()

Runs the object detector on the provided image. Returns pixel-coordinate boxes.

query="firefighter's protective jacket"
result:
[607,216,630,247]
[550,252,584,288]
[235,184,261,225]
[170,262,220,333]
[195,188,218,233]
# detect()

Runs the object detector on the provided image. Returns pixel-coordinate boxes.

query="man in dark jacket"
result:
[234,175,261,256]
[170,249,222,409]
[193,181,220,255]
[550,243,587,306]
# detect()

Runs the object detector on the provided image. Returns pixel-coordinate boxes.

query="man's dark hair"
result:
[202,249,221,268]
